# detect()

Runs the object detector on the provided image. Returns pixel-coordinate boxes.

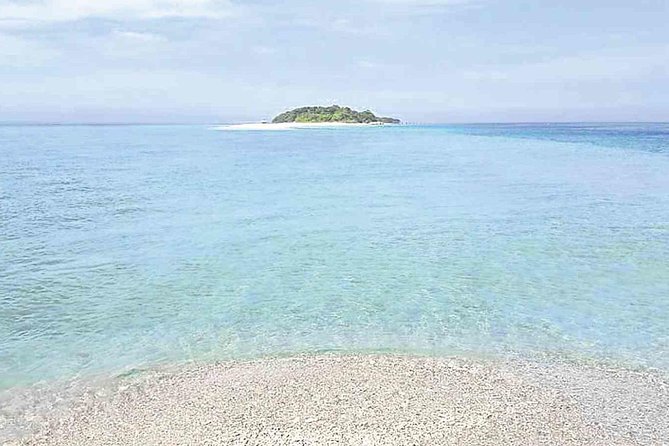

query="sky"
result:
[0,0,667,123]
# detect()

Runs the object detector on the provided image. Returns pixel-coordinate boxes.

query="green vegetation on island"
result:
[272,105,400,124]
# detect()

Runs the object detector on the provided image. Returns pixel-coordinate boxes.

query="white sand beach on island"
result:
[8,354,668,446]
[214,122,386,131]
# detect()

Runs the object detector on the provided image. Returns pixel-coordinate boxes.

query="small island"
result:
[216,105,400,130]
[272,105,400,124]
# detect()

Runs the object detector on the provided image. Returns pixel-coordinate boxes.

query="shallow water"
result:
[1,123,668,388]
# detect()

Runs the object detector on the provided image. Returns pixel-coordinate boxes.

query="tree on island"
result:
[272,105,400,124]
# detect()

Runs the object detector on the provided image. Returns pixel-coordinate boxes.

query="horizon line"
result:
[1,120,668,126]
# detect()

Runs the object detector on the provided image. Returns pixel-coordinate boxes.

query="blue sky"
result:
[0,0,667,123]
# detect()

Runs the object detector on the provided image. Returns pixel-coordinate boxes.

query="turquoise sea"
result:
[1,123,668,389]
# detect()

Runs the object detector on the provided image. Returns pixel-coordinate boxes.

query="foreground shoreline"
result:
[5,354,668,445]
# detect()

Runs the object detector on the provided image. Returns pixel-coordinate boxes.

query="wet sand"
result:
[8,354,669,445]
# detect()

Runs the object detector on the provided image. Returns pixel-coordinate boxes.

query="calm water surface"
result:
[1,123,668,388]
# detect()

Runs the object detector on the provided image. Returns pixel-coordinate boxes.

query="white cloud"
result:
[0,33,59,65]
[112,30,165,43]
[100,30,168,59]
[357,60,378,69]
[251,45,276,55]
[0,0,236,23]
[462,47,669,83]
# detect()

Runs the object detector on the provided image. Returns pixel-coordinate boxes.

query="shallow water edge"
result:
[2,351,668,445]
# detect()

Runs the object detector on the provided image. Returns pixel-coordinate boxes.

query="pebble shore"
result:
[9,354,669,446]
